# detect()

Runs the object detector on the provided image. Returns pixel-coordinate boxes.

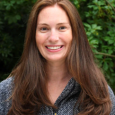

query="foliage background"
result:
[0,0,115,92]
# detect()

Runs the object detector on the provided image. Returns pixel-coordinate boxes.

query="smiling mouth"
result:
[46,46,63,50]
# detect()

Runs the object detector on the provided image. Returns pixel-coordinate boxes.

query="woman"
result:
[0,0,115,115]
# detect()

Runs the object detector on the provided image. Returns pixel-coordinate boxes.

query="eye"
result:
[59,26,66,30]
[59,26,67,32]
[39,27,49,33]
[40,27,48,31]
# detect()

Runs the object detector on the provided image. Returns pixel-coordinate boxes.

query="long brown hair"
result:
[8,0,111,114]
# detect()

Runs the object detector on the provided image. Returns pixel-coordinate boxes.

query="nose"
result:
[48,29,59,43]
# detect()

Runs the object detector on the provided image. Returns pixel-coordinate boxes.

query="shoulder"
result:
[108,86,115,115]
[0,77,14,114]
[108,86,115,100]
[0,77,14,95]
[0,77,14,101]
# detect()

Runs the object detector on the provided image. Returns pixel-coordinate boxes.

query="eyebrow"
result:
[37,23,48,25]
[58,22,69,24]
[37,22,70,26]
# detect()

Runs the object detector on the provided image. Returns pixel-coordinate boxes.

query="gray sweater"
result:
[0,77,115,115]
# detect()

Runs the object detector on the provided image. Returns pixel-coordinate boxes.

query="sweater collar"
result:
[54,77,81,107]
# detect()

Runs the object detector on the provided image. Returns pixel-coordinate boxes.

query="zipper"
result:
[53,109,57,115]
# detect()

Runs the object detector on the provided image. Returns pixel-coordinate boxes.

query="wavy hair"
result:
[8,0,111,114]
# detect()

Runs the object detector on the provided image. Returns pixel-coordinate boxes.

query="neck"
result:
[45,61,72,104]
[45,61,71,83]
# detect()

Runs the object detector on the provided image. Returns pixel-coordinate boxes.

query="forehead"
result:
[37,5,70,24]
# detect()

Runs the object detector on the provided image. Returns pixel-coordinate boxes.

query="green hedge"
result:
[71,0,115,91]
[0,0,115,92]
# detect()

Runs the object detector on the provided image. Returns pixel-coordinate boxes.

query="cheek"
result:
[65,32,72,45]
[36,33,45,47]
[36,39,42,46]
[35,38,44,55]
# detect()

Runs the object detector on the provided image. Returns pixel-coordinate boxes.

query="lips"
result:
[46,45,63,50]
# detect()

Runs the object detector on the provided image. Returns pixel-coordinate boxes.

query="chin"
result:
[46,57,65,63]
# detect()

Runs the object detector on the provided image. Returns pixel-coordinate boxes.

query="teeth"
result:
[47,46,61,50]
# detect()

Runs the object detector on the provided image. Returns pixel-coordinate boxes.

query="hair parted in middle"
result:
[8,0,111,115]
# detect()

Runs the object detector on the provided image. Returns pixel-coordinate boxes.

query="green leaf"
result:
[103,62,108,71]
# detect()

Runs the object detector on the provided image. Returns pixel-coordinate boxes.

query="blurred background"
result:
[0,0,115,92]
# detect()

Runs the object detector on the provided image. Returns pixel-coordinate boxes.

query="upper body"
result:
[0,77,115,115]
[0,0,114,114]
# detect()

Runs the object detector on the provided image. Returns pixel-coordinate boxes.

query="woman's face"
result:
[36,5,72,63]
